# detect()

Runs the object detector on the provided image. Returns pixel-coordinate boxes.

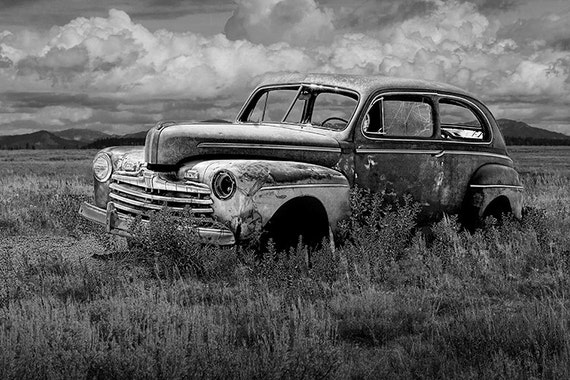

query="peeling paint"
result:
[364,155,377,170]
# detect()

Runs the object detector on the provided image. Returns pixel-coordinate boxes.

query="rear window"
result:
[439,99,487,141]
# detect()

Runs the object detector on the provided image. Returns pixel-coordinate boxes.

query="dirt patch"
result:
[0,234,110,263]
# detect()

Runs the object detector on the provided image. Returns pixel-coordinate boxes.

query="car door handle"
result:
[432,150,445,158]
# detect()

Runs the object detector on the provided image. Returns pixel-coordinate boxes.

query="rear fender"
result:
[466,163,524,221]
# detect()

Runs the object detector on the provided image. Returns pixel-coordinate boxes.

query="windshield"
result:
[241,85,359,131]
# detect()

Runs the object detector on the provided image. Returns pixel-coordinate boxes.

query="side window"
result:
[283,95,305,123]
[247,87,299,123]
[310,91,358,130]
[363,95,434,138]
[439,99,486,141]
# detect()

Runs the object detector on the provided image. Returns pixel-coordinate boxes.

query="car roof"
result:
[257,73,475,100]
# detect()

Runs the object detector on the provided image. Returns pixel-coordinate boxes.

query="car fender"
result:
[183,159,351,241]
[466,163,524,220]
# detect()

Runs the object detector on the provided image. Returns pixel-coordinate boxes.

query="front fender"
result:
[184,160,350,240]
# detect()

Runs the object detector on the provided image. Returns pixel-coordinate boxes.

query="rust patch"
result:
[235,209,263,239]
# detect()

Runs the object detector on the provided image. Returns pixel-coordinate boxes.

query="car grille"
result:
[109,172,214,219]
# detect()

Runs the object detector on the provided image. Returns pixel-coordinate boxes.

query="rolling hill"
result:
[496,119,570,144]
[53,128,112,143]
[0,128,147,149]
[0,130,83,149]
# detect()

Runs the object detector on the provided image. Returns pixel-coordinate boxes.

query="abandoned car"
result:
[79,73,523,248]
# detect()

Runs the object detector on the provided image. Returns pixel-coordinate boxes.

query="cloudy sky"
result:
[0,0,569,136]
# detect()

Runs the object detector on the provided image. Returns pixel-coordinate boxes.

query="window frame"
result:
[360,91,494,145]
[240,85,301,124]
[237,83,360,131]
[438,97,491,142]
[361,93,437,140]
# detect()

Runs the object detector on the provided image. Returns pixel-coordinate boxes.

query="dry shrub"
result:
[336,187,421,285]
[128,208,241,281]
[250,240,338,303]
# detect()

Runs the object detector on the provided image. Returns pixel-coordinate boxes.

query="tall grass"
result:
[0,150,94,235]
[1,147,569,379]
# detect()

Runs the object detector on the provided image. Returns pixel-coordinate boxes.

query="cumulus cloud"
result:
[332,0,439,31]
[0,105,93,126]
[467,0,521,13]
[224,0,335,46]
[0,1,569,135]
[499,10,570,52]
[1,9,322,101]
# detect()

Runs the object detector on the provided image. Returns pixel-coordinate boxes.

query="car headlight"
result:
[93,153,113,182]
[212,170,236,200]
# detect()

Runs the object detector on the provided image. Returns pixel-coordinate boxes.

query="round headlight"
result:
[93,153,113,182]
[212,170,236,200]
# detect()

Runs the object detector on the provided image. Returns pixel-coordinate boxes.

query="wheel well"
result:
[263,196,329,251]
[483,195,512,219]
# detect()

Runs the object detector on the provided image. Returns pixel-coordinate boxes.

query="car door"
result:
[354,92,445,218]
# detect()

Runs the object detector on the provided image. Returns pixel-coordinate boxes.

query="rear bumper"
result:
[79,202,236,246]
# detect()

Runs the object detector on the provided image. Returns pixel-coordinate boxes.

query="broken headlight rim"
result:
[93,153,113,182]
[212,170,236,200]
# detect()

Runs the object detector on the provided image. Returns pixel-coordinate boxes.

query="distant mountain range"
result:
[0,128,146,149]
[53,128,111,143]
[0,119,569,149]
[0,130,84,149]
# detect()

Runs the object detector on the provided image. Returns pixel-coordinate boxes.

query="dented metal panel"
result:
[181,159,349,240]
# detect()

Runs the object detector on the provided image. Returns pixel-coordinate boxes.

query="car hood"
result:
[145,122,342,168]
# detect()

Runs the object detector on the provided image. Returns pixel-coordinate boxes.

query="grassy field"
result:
[0,147,569,379]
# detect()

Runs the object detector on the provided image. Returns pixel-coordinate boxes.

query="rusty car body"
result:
[79,73,523,248]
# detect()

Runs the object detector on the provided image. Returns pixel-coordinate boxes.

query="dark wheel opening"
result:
[482,196,512,226]
[261,196,329,253]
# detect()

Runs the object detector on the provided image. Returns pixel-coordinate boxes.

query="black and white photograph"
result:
[1,0,569,378]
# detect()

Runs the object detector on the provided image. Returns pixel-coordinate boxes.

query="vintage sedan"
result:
[79,73,523,248]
